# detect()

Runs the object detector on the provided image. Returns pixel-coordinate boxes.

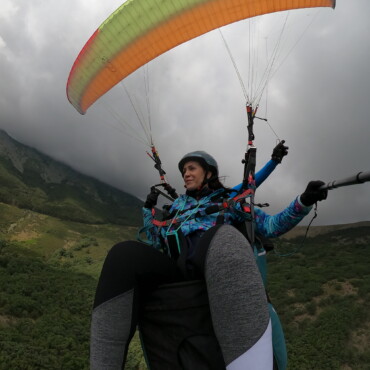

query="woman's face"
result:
[182,161,210,191]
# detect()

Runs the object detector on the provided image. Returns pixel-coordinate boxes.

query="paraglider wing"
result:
[66,0,335,115]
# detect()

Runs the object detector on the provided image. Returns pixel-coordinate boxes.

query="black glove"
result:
[144,187,159,209]
[271,140,289,163]
[300,180,328,206]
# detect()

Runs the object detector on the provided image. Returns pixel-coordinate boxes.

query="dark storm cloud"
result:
[0,0,369,225]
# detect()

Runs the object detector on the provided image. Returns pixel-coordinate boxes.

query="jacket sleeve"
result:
[142,207,153,229]
[141,207,162,248]
[254,197,312,238]
[255,159,278,187]
[141,197,184,249]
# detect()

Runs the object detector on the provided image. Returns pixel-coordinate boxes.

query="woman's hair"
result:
[207,173,229,191]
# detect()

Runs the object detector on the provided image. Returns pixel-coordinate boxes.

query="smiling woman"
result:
[182,161,209,191]
[179,151,219,191]
[90,146,329,369]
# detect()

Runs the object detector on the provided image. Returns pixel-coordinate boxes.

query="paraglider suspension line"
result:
[274,204,318,257]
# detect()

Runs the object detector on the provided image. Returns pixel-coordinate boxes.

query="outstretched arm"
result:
[230,141,289,196]
[256,140,289,187]
[254,197,311,238]
[254,180,328,238]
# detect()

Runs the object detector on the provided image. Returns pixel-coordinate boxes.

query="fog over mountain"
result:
[0,0,369,225]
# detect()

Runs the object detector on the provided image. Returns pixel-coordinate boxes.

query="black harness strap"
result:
[147,145,179,200]
[240,104,257,245]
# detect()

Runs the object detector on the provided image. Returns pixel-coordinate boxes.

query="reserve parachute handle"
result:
[320,171,370,191]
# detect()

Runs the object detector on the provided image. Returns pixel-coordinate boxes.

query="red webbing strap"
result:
[152,218,178,228]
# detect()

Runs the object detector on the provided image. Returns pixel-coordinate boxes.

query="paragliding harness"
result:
[241,105,287,370]
[142,104,257,255]
[139,113,259,259]
[139,187,254,259]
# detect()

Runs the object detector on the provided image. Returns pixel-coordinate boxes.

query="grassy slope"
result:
[282,221,370,240]
[0,202,146,370]
[1,201,369,369]
[0,243,97,369]
[0,202,137,277]
[267,229,370,369]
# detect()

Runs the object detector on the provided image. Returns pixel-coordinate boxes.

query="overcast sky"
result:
[0,0,369,226]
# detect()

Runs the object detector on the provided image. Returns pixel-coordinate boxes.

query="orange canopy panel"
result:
[67,0,335,114]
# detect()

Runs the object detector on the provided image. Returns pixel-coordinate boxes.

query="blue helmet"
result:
[178,151,218,176]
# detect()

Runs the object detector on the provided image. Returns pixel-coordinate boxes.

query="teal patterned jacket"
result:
[141,158,312,250]
[141,189,312,250]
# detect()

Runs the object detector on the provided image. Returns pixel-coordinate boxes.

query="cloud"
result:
[0,0,369,226]
[0,1,19,21]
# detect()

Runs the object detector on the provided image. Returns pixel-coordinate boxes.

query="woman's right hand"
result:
[300,181,328,206]
[144,187,159,209]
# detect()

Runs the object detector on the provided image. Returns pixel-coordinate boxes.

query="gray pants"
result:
[91,225,272,369]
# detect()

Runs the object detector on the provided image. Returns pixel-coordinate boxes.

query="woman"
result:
[90,146,327,370]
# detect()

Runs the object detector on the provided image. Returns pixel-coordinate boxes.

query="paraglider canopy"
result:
[66,0,335,115]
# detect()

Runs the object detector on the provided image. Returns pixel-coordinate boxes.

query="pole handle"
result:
[319,171,370,191]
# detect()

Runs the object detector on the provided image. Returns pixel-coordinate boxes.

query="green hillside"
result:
[267,228,370,369]
[0,129,143,226]
[0,202,146,370]
[0,202,138,277]
[0,129,369,369]
[0,129,148,369]
[1,201,369,369]
[0,241,96,369]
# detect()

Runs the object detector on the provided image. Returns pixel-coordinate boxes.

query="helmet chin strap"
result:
[199,170,216,188]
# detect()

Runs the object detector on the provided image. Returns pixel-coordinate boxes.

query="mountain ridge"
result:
[282,220,370,239]
[1,129,368,231]
[0,129,143,226]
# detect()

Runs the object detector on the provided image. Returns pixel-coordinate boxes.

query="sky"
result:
[0,0,369,226]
